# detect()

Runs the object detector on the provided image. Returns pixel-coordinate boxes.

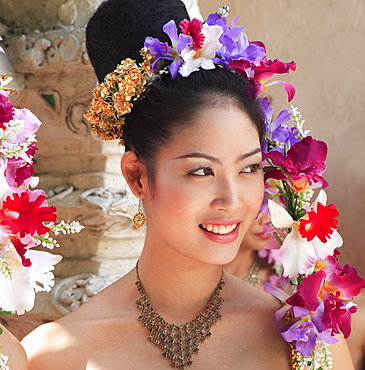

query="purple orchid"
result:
[266,271,340,356]
[258,97,300,153]
[206,12,266,67]
[145,20,192,79]
[144,37,173,71]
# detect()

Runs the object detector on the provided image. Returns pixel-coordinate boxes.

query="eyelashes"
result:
[241,162,263,173]
[188,162,263,177]
[188,166,214,176]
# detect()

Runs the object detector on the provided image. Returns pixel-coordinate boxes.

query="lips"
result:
[256,232,272,240]
[200,223,237,235]
[199,220,241,243]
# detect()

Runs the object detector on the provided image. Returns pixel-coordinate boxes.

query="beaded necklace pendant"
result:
[135,265,225,369]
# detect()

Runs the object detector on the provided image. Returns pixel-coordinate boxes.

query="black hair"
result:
[86,0,264,183]
[86,0,190,83]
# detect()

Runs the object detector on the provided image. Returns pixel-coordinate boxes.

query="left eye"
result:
[189,167,214,176]
[241,163,262,173]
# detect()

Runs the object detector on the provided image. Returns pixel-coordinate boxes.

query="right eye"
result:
[188,167,214,176]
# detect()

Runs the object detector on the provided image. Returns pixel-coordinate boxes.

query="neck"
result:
[224,247,256,280]
[137,244,223,325]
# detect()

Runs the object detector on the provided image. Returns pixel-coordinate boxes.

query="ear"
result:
[121,151,148,198]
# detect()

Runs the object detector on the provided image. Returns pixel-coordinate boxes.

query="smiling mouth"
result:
[199,223,238,235]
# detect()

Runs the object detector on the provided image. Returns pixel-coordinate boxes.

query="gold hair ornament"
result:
[84,48,155,145]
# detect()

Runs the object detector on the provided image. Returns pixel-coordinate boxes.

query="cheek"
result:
[244,175,265,210]
[147,174,198,220]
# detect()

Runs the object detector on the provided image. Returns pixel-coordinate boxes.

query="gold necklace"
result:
[243,252,261,286]
[135,263,225,369]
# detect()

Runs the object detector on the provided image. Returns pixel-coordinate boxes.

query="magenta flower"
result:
[253,59,296,102]
[254,59,296,83]
[0,90,15,127]
[265,136,329,193]
[323,262,365,301]
[322,294,356,338]
[179,18,205,50]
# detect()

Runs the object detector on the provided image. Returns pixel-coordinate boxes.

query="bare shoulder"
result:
[0,324,27,370]
[346,290,365,369]
[222,273,354,369]
[22,318,81,370]
[221,273,290,368]
[22,270,137,370]
[328,334,355,370]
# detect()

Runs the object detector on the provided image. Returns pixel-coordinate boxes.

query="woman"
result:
[22,0,353,368]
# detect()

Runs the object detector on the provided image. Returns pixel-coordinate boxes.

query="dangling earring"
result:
[133,199,146,228]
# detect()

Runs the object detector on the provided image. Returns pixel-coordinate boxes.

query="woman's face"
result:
[143,102,264,266]
[240,212,272,252]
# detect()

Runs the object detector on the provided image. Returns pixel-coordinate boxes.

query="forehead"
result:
[162,104,261,160]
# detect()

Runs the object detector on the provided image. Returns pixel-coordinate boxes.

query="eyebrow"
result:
[175,148,262,165]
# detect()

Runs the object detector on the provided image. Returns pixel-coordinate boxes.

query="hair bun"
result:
[86,0,189,82]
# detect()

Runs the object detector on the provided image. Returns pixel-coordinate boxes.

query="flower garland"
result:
[260,100,365,368]
[0,63,83,367]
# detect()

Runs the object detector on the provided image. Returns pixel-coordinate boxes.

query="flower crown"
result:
[84,7,296,145]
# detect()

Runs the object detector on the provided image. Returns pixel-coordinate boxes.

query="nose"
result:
[210,176,243,214]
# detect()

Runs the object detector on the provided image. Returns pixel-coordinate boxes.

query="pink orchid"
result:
[265,136,329,193]
[253,59,297,102]
[322,294,357,338]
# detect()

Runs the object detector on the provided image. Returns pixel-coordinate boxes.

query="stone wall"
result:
[0,0,144,320]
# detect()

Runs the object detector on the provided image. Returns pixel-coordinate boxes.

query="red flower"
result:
[10,235,32,267]
[322,294,356,338]
[0,92,15,128]
[299,203,339,243]
[0,191,57,237]
[179,19,205,50]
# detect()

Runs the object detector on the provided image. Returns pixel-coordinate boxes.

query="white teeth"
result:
[201,223,237,235]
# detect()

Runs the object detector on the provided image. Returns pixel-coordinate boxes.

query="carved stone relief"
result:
[51,273,123,314]
[6,30,88,71]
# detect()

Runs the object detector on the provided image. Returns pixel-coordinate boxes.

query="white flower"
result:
[0,158,11,204]
[0,247,62,314]
[0,353,9,370]
[268,190,343,277]
[179,24,223,77]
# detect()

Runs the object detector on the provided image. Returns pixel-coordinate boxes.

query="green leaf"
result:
[0,311,14,316]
